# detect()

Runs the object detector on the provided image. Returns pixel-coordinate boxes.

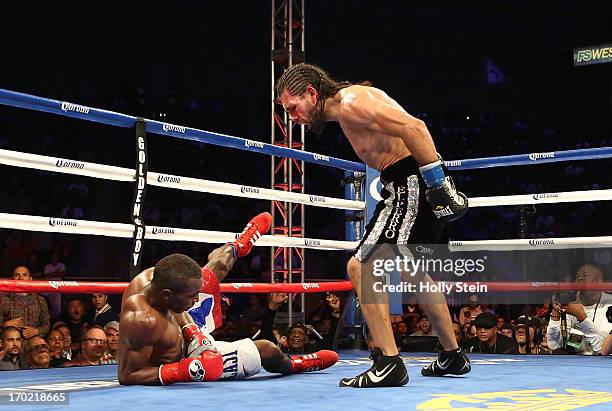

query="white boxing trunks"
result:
[207,333,262,380]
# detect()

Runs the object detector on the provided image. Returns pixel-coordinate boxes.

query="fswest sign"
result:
[574,43,612,66]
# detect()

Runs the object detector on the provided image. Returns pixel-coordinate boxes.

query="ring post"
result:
[130,118,148,279]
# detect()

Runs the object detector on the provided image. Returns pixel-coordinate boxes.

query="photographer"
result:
[547,264,612,355]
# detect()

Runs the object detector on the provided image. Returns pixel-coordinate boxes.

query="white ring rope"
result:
[1,212,609,252]
[0,149,364,211]
[470,189,612,207]
[2,149,611,253]
[450,236,612,251]
[0,213,360,251]
[3,149,611,211]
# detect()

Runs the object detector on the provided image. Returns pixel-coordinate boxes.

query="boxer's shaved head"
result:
[152,253,202,292]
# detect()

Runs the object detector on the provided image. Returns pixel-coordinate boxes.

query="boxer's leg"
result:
[204,245,235,282]
[340,252,408,388]
[254,340,291,374]
[203,212,272,282]
[346,256,396,356]
[416,273,458,350]
[254,340,338,374]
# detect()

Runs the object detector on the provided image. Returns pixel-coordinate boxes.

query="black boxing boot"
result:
[421,347,471,377]
[339,348,408,388]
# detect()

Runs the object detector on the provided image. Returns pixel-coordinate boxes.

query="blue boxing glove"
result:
[419,158,468,222]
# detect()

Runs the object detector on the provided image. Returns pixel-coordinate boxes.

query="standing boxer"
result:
[277,64,471,387]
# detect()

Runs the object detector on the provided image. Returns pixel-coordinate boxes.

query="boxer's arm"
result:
[339,90,438,165]
[118,311,162,385]
[173,311,217,356]
[173,311,194,329]
[119,344,160,385]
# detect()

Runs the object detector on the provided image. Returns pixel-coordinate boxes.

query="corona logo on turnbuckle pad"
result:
[162,123,186,133]
[417,389,612,410]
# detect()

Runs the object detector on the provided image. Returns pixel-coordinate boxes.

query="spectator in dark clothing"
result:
[258,292,289,344]
[53,323,73,361]
[515,315,544,354]
[395,321,411,351]
[464,312,518,354]
[20,336,51,369]
[499,323,515,339]
[241,295,266,323]
[46,328,67,367]
[56,298,88,353]
[314,293,341,350]
[0,326,22,371]
[286,323,315,354]
[260,292,339,353]
[87,293,119,327]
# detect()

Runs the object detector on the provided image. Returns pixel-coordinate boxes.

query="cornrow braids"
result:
[276,63,371,133]
[275,63,352,102]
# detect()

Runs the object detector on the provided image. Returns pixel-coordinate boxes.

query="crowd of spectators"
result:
[1,261,612,372]
[0,265,121,370]
[386,262,612,356]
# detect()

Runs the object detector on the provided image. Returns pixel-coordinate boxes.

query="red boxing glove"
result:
[158,351,223,385]
[181,323,216,357]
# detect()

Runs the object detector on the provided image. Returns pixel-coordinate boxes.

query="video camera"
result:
[553,290,578,305]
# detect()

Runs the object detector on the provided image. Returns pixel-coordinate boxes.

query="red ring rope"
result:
[0,280,611,294]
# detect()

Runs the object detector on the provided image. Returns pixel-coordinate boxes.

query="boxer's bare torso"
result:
[280,84,436,172]
[117,269,187,383]
[336,85,413,171]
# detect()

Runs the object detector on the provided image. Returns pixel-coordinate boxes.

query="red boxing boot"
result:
[290,350,339,373]
[230,212,272,257]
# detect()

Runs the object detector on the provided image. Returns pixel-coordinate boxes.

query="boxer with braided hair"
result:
[277,63,470,387]
[275,63,366,133]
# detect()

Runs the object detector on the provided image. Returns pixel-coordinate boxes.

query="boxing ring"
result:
[1,88,612,410]
[1,354,612,410]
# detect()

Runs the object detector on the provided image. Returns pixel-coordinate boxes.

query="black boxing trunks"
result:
[354,155,449,262]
